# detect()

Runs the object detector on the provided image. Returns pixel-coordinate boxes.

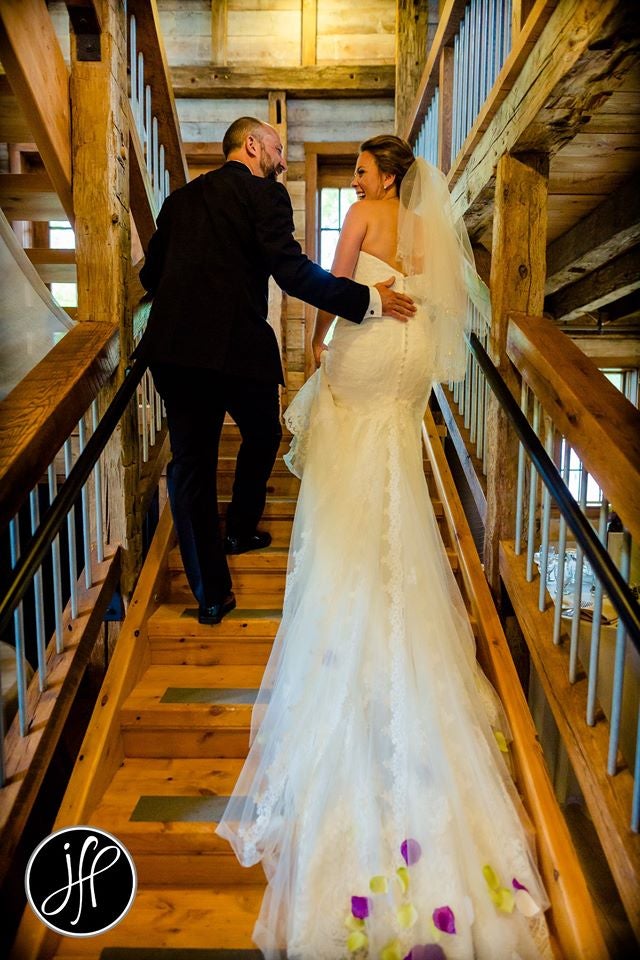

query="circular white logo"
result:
[25,826,137,937]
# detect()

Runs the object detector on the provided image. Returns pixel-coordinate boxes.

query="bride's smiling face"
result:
[351,151,395,201]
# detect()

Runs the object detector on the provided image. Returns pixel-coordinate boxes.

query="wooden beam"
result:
[301,0,317,67]
[395,0,430,143]
[0,322,118,531]
[0,0,73,221]
[211,0,227,65]
[570,335,640,368]
[0,74,31,142]
[500,540,640,942]
[0,172,66,220]
[546,247,640,323]
[450,0,639,224]
[24,246,76,284]
[171,64,395,99]
[507,312,640,543]
[546,178,640,294]
[127,0,188,191]
[484,152,549,593]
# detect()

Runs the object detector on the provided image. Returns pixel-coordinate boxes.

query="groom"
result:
[136,116,415,624]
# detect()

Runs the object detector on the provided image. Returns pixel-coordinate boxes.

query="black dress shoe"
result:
[198,592,236,625]
[224,531,272,555]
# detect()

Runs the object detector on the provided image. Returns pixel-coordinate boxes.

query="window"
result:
[319,187,356,269]
[49,221,77,307]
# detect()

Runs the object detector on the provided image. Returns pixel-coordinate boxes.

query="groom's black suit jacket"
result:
[136,161,370,383]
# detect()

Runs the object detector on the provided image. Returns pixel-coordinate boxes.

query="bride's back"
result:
[356,198,403,273]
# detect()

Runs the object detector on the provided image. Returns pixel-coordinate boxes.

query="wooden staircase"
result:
[11,418,605,960]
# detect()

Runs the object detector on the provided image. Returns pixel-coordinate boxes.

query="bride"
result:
[216,136,551,960]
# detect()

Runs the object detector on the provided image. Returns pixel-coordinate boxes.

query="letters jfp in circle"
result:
[25,826,137,937]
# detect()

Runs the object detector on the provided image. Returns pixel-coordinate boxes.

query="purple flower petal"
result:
[403,947,446,960]
[432,905,456,935]
[400,838,422,866]
[512,878,528,891]
[351,895,371,920]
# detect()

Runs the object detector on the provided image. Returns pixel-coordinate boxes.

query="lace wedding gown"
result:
[216,251,552,960]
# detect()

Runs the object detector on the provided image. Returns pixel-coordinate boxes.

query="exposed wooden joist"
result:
[0,0,73,221]
[449,0,639,228]
[546,247,640,323]
[302,0,317,67]
[546,177,640,294]
[0,172,66,220]
[211,0,227,65]
[127,0,188,191]
[24,246,76,283]
[0,75,31,142]
[571,335,640,368]
[507,312,640,543]
[171,64,395,99]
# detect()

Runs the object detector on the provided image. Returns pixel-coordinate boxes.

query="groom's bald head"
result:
[223,117,269,158]
[223,117,286,180]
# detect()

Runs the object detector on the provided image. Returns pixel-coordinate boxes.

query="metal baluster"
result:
[91,400,104,564]
[569,465,589,684]
[538,417,554,611]
[452,32,460,161]
[158,144,165,206]
[469,310,478,445]
[482,378,489,475]
[129,15,137,108]
[137,52,144,143]
[140,375,149,463]
[514,382,528,555]
[526,397,540,581]
[152,117,159,195]
[553,441,571,645]
[472,0,482,121]
[461,13,469,149]
[78,417,93,589]
[586,498,609,725]
[47,463,64,653]
[147,371,157,447]
[503,0,512,61]
[64,439,79,618]
[165,169,170,202]
[9,518,28,736]
[145,84,152,165]
[466,4,474,138]
[29,489,47,689]
[608,530,631,773]
[154,377,162,432]
[495,0,504,79]
[463,345,472,430]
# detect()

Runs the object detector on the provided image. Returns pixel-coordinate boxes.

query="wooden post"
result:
[483,151,549,595]
[269,91,288,404]
[70,0,140,593]
[302,0,317,67]
[437,45,454,174]
[395,0,429,139]
[211,0,227,65]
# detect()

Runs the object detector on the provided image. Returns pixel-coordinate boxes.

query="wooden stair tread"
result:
[148,604,281,638]
[51,885,264,954]
[168,546,289,573]
[219,497,297,517]
[91,758,245,853]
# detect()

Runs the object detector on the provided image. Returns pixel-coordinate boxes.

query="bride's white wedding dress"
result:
[216,251,552,960]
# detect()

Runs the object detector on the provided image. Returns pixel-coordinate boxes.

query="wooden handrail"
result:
[507,313,640,543]
[422,407,609,958]
[0,322,118,531]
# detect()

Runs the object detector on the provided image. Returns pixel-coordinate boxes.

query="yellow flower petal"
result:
[369,875,388,894]
[346,930,368,951]
[396,866,410,894]
[380,941,402,960]
[396,902,418,929]
[497,888,515,914]
[482,863,500,891]
[494,730,509,753]
[344,914,365,931]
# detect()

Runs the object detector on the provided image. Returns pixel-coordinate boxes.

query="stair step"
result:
[52,886,264,955]
[168,546,289,574]
[148,605,280,666]
[218,498,295,548]
[121,665,262,758]
[90,758,262,885]
[167,547,288,608]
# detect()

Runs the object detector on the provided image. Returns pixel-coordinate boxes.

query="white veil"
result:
[397,157,491,382]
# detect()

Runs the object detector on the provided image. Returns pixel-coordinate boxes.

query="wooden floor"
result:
[42,427,452,959]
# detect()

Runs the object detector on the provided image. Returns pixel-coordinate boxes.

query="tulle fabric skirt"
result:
[216,317,551,959]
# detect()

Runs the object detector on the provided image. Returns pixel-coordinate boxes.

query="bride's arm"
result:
[312,204,368,364]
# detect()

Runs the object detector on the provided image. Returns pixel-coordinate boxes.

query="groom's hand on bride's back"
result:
[375,277,416,321]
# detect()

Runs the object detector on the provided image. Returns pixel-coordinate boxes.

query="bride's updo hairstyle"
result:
[358,135,415,191]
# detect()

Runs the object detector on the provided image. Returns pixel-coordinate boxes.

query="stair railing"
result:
[469,319,640,934]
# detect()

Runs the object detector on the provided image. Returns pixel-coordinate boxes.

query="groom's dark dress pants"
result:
[151,363,282,608]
